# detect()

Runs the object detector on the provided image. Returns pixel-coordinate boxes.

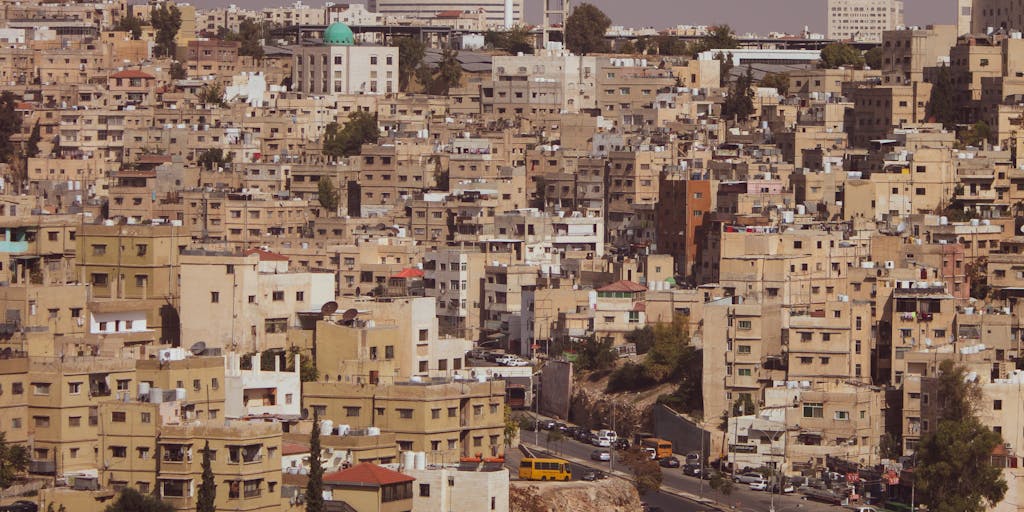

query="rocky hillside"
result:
[510,478,642,512]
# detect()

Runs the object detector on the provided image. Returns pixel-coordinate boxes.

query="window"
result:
[385,346,394,359]
[33,416,50,428]
[420,483,430,497]
[210,292,220,303]
[738,368,752,376]
[141,412,151,423]
[68,382,81,394]
[296,291,305,301]
[92,244,106,256]
[136,244,147,256]
[448,407,457,417]
[112,411,126,422]
[33,383,50,395]
[995,400,1003,410]
[91,273,108,286]
[345,406,360,417]
[68,416,81,427]
[835,411,850,420]
[11,382,22,395]
[398,408,413,419]
[272,291,284,301]
[737,320,752,330]
[802,403,824,418]
[111,446,127,458]
[737,345,751,354]
[193,379,201,391]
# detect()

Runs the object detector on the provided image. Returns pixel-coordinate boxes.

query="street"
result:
[517,426,848,512]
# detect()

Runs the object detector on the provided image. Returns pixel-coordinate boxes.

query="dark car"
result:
[538,419,557,430]
[582,470,608,481]
[613,438,630,450]
[659,456,681,468]
[575,429,593,442]
[682,463,703,477]
[0,501,39,512]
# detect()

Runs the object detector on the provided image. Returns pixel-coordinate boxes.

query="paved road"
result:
[525,427,847,512]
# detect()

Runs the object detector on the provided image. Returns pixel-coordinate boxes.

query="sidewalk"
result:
[521,441,730,512]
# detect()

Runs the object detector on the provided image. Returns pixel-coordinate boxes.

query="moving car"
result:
[592,434,612,448]
[590,449,611,461]
[659,456,681,468]
[735,472,766,484]
[682,463,703,477]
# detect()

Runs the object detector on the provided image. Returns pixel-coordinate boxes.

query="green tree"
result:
[620,447,662,495]
[722,66,754,121]
[624,326,655,354]
[573,335,617,372]
[322,111,380,159]
[709,470,734,495]
[235,19,266,59]
[618,40,637,54]
[960,120,992,148]
[820,43,865,69]
[105,488,175,512]
[25,121,41,158]
[317,177,340,214]
[198,82,226,106]
[196,441,216,512]
[864,46,883,69]
[716,52,734,87]
[395,37,425,91]
[564,3,611,55]
[115,15,143,40]
[486,27,534,55]
[286,346,319,382]
[693,25,739,54]
[196,148,231,171]
[761,72,790,96]
[545,429,564,453]
[0,432,28,487]
[914,360,1006,512]
[151,2,182,59]
[0,91,24,164]
[928,66,957,128]
[652,34,686,56]
[432,47,462,95]
[503,405,519,451]
[305,412,325,512]
[169,61,187,80]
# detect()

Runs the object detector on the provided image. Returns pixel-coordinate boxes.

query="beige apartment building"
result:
[136,355,226,424]
[303,379,507,464]
[180,190,310,246]
[179,250,335,352]
[290,28,399,96]
[880,25,957,85]
[827,0,905,43]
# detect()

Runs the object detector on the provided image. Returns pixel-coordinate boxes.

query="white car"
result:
[495,355,521,366]
[749,481,768,491]
[592,436,612,447]
[504,358,531,367]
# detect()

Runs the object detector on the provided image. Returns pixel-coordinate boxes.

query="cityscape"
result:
[0,0,1020,511]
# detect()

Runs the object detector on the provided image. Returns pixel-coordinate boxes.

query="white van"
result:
[598,430,618,442]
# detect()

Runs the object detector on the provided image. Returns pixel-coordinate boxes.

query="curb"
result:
[522,442,732,511]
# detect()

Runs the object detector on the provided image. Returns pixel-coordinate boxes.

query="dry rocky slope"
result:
[510,478,642,512]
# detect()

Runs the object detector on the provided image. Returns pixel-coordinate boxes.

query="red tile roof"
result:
[282,442,309,456]
[435,9,463,18]
[391,268,424,279]
[244,248,290,261]
[110,69,155,79]
[597,280,647,293]
[324,462,415,486]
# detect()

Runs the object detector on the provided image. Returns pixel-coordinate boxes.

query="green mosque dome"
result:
[323,22,354,46]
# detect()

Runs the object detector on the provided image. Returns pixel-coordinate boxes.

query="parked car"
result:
[772,482,796,494]
[483,351,504,362]
[574,429,593,442]
[598,429,618,442]
[582,470,608,481]
[538,419,557,430]
[802,486,844,505]
[0,501,38,512]
[592,435,611,448]
[659,456,681,468]
[749,481,768,491]
[735,472,766,484]
[682,464,703,477]
[590,449,611,461]
[613,438,630,450]
[505,358,531,367]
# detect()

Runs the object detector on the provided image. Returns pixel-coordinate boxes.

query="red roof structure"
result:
[435,9,463,18]
[110,69,155,80]
[282,442,309,456]
[391,268,424,279]
[597,280,648,293]
[244,248,290,261]
[323,462,415,486]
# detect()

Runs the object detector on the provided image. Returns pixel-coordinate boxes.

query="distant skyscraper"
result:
[366,0,523,28]
[827,0,905,43]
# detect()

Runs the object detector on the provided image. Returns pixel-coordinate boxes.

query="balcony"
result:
[29,460,55,473]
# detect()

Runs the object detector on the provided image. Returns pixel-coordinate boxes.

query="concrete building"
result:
[403,461,509,512]
[827,0,905,43]
[290,22,399,96]
[367,0,523,28]
[880,25,957,85]
[303,379,507,463]
[973,0,1024,33]
[224,352,302,419]
[323,462,415,512]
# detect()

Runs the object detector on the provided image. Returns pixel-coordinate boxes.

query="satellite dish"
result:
[376,223,387,230]
[341,308,358,322]
[321,301,339,316]
[895,222,907,234]
[189,341,207,356]
[1019,224,1024,234]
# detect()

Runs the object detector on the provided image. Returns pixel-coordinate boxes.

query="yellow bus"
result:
[518,457,572,481]
[641,438,673,460]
